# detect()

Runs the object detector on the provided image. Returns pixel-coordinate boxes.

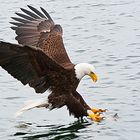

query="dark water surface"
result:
[0,0,140,139]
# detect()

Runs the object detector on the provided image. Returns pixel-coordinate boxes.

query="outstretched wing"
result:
[0,41,68,93]
[11,5,74,68]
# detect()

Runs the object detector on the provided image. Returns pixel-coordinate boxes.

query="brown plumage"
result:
[0,5,98,120]
[11,5,72,68]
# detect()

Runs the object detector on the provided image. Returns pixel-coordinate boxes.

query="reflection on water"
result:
[13,121,91,140]
[0,0,140,140]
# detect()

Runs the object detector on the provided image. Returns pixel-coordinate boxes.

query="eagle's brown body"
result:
[0,6,92,119]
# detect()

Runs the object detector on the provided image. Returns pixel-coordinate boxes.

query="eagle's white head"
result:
[74,63,98,82]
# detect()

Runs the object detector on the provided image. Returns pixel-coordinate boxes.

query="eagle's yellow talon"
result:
[91,108,107,114]
[87,110,104,122]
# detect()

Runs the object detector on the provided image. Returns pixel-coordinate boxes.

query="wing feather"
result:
[10,5,74,69]
[40,7,53,21]
[15,12,35,20]
[11,17,29,23]
[0,41,67,93]
[20,7,40,19]
[28,5,46,18]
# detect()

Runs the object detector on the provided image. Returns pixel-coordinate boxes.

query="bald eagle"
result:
[0,6,105,122]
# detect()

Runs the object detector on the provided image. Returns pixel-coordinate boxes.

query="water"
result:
[0,0,140,139]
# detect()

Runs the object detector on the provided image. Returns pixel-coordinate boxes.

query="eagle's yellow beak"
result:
[89,72,98,82]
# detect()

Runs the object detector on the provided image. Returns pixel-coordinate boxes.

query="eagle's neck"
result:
[74,63,93,80]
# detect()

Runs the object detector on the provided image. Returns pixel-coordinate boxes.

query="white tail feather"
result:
[15,98,49,117]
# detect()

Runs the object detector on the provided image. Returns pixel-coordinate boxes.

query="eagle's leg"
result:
[72,91,106,122]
